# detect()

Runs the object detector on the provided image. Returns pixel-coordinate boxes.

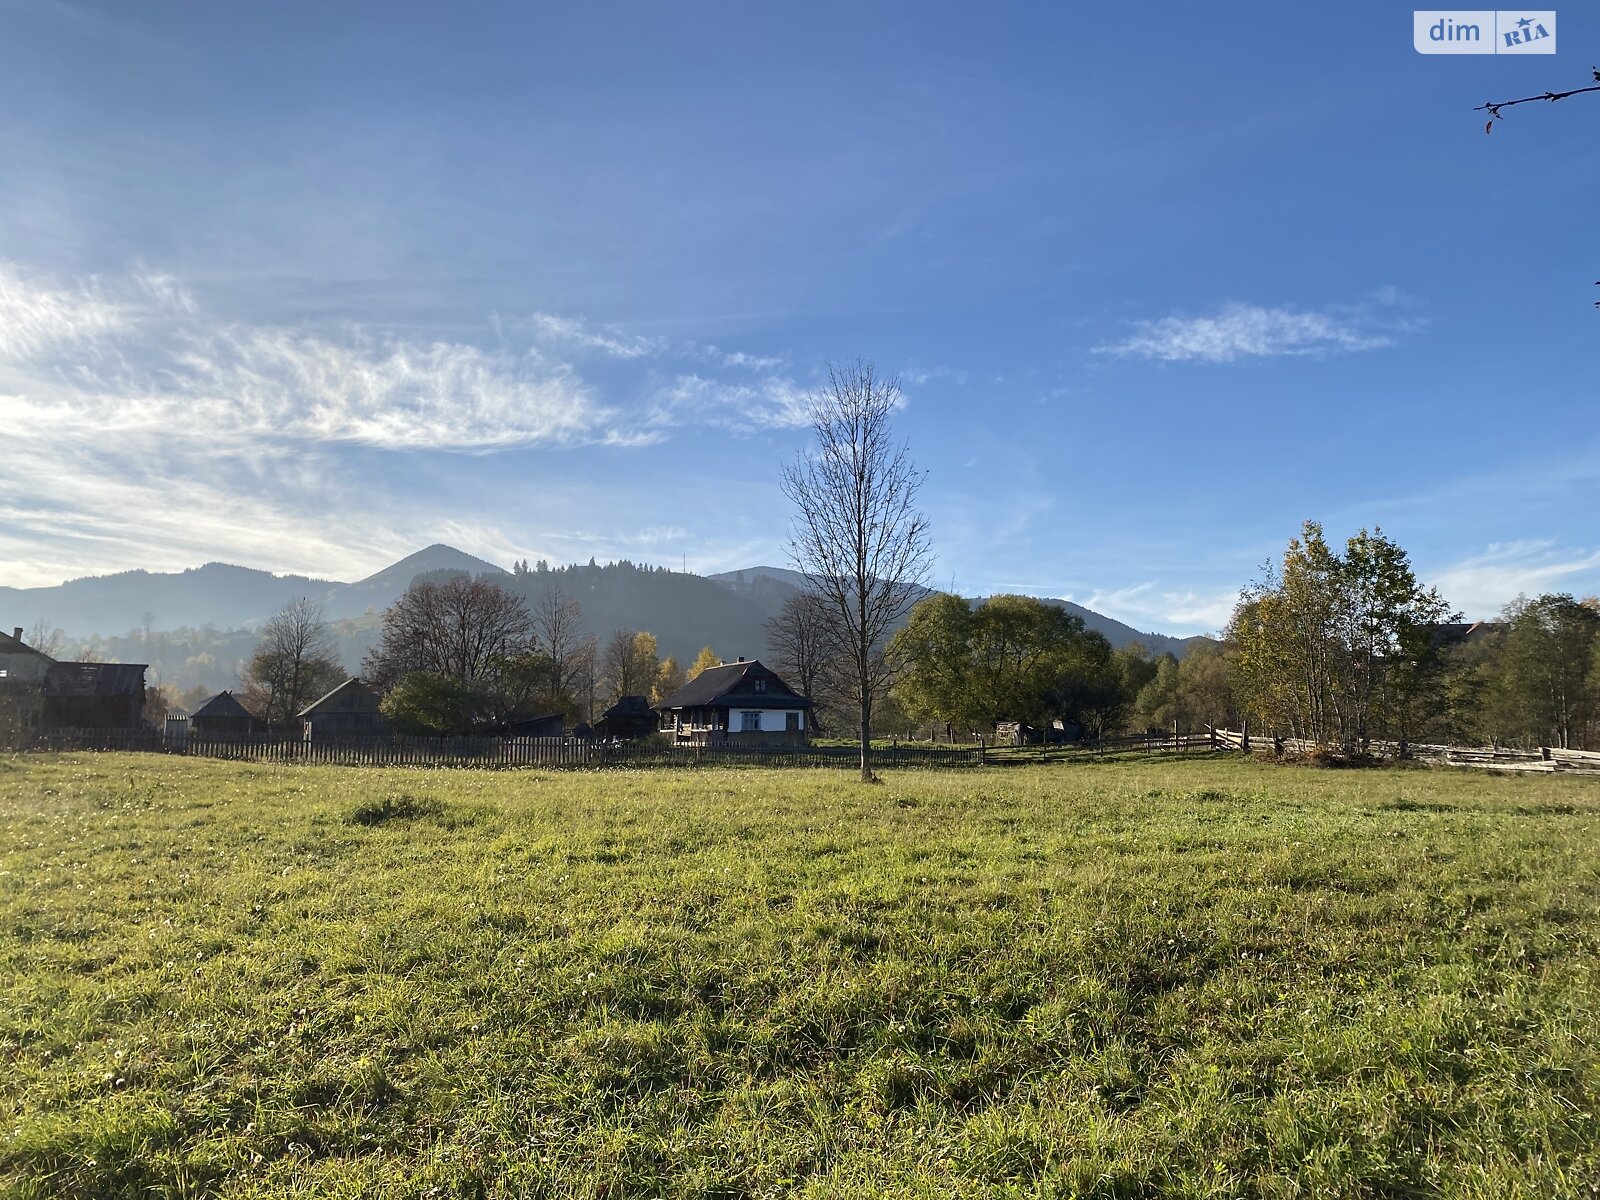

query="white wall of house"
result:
[730,708,803,733]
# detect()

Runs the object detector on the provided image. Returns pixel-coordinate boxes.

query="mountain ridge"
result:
[3,546,1206,694]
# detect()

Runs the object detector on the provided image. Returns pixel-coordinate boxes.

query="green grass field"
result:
[2,754,1598,1199]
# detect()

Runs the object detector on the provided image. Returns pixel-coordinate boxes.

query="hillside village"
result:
[5,528,1596,757]
[2,545,1201,702]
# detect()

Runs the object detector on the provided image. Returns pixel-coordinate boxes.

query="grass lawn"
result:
[2,754,1598,1199]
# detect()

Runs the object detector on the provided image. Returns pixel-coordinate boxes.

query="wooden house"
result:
[190,691,258,737]
[41,661,148,728]
[655,658,811,746]
[297,677,389,739]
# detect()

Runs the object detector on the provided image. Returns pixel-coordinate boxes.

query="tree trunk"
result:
[859,691,873,781]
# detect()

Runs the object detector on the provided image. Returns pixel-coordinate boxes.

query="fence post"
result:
[1241,718,1251,754]
[978,734,986,764]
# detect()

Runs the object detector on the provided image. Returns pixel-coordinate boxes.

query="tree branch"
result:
[1478,68,1600,126]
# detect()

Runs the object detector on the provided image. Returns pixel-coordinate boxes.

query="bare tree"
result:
[599,630,658,704]
[532,581,592,707]
[363,576,534,690]
[26,620,66,659]
[766,590,841,732]
[782,360,933,780]
[242,598,346,726]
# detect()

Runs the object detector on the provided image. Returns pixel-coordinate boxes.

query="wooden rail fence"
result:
[1208,727,1600,775]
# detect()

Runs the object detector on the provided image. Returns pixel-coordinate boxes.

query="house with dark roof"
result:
[190,691,258,737]
[297,677,389,739]
[655,658,811,746]
[1424,621,1505,649]
[42,661,148,729]
[2,625,149,731]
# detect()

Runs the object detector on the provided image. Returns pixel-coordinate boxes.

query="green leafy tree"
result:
[1488,594,1600,749]
[891,594,1120,739]
[1174,639,1240,732]
[1133,655,1182,731]
[380,672,480,736]
[889,594,982,732]
[1229,522,1454,748]
[1047,631,1123,740]
[1114,642,1161,708]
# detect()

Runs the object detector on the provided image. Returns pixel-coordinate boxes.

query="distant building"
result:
[42,661,148,729]
[655,658,811,746]
[505,713,564,738]
[1425,621,1505,649]
[0,626,54,732]
[593,695,658,741]
[190,691,258,737]
[297,677,389,739]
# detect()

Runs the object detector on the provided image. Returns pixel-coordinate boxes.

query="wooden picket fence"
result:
[14,727,984,771]
[1209,727,1600,775]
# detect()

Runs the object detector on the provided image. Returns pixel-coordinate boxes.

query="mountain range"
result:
[2,545,1207,694]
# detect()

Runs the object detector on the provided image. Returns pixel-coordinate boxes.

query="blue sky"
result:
[2,1,1596,634]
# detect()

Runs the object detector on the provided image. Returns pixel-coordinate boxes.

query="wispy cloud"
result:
[1430,540,1600,619]
[1077,582,1238,635]
[1096,295,1420,363]
[647,373,813,432]
[904,364,969,387]
[702,347,787,371]
[1,262,623,452]
[0,262,131,360]
[524,312,664,360]
[0,262,790,586]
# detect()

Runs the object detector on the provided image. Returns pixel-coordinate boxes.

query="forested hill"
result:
[5,547,1203,694]
[0,544,505,635]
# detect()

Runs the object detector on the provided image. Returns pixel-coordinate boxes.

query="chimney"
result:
[11,627,20,643]
[737,656,746,663]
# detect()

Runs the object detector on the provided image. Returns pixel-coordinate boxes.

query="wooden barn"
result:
[297,677,389,739]
[41,661,148,729]
[190,691,258,737]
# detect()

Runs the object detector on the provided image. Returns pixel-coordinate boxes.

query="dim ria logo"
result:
[1414,11,1555,54]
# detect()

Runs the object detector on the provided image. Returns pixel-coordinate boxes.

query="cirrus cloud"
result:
[1096,296,1421,363]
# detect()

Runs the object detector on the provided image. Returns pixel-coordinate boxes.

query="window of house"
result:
[786,711,800,731]
[741,710,762,732]
[754,678,766,693]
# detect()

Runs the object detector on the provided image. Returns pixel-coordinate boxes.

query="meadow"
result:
[1,754,1597,1199]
